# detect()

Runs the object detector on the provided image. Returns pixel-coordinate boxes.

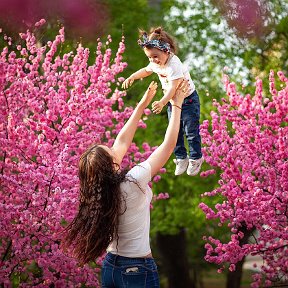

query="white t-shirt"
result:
[107,161,153,257]
[145,54,195,94]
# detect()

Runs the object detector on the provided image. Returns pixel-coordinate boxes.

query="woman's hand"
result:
[170,80,189,107]
[140,81,158,107]
[112,82,157,164]
[122,76,135,89]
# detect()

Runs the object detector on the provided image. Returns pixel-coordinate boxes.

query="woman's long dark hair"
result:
[62,144,127,264]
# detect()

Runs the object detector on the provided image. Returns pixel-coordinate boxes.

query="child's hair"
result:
[139,26,178,54]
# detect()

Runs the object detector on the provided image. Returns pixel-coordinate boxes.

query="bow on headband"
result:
[138,33,171,53]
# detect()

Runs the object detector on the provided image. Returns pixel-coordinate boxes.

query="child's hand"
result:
[122,76,135,89]
[152,100,164,114]
[140,81,158,107]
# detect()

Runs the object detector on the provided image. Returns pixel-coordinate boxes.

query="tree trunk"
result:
[226,257,246,288]
[148,0,162,10]
[226,226,253,288]
[156,228,195,288]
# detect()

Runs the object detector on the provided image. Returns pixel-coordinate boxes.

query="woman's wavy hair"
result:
[139,26,178,54]
[62,144,127,264]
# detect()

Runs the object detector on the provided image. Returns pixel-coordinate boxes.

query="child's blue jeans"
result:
[101,252,160,288]
[167,90,202,160]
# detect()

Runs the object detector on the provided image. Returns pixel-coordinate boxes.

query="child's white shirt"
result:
[145,54,195,94]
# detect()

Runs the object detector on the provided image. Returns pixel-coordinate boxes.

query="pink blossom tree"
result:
[200,71,288,287]
[0,20,155,286]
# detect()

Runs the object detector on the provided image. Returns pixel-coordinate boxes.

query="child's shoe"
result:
[187,157,204,176]
[173,157,189,176]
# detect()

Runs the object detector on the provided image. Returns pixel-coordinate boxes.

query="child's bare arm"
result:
[122,68,153,89]
[152,78,184,114]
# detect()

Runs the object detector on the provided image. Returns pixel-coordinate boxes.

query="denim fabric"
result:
[167,90,202,160]
[101,253,160,288]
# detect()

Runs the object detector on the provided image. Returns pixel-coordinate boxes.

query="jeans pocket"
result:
[121,270,147,288]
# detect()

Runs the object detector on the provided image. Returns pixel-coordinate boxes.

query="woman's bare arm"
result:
[147,80,189,176]
[112,82,157,165]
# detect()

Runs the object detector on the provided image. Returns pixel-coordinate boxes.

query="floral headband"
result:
[138,33,171,53]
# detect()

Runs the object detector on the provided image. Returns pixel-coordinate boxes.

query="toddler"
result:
[122,27,203,176]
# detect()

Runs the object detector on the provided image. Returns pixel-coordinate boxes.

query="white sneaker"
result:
[173,157,189,176]
[187,157,204,176]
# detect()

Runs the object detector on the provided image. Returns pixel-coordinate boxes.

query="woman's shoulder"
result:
[127,161,151,178]
[125,161,151,185]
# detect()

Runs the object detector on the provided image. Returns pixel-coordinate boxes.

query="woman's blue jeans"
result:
[101,253,160,288]
[167,90,202,160]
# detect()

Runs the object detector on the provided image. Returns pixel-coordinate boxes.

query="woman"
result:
[63,80,189,287]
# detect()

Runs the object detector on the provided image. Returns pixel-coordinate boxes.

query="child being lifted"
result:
[122,26,204,176]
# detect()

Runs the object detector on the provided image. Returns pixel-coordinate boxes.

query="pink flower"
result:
[35,19,46,27]
[0,22,157,287]
[201,70,288,283]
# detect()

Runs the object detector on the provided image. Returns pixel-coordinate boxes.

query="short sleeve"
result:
[127,161,151,191]
[145,63,154,73]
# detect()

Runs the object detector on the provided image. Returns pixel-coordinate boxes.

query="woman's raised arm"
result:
[147,80,189,177]
[112,82,157,165]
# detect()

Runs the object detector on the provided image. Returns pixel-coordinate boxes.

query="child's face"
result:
[144,47,169,66]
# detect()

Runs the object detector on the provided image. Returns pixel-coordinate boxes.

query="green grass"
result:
[202,269,254,288]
